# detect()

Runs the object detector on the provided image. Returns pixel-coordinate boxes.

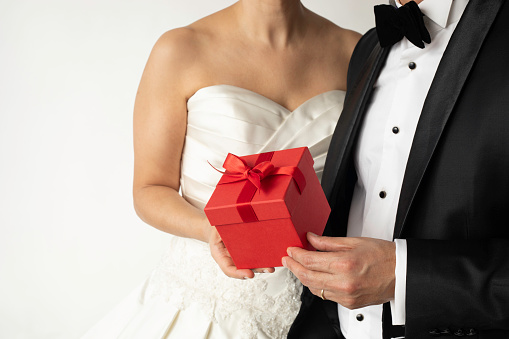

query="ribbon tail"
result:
[208,160,226,174]
[271,167,307,194]
[247,174,262,191]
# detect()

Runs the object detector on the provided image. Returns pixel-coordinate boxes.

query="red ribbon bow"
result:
[211,153,306,193]
[219,154,275,190]
[209,152,307,223]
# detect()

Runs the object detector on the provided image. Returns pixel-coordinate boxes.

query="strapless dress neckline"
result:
[189,84,345,113]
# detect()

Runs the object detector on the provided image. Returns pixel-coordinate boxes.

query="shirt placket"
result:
[363,41,424,241]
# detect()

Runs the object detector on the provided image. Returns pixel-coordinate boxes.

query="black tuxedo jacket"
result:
[289,0,509,338]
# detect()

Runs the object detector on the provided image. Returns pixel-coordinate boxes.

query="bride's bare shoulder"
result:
[151,27,199,65]
[154,5,232,55]
[148,6,232,73]
[151,26,206,66]
[144,7,234,98]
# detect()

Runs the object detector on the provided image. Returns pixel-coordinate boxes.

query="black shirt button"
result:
[466,328,477,336]
[392,126,400,134]
[454,328,465,336]
[409,62,417,70]
[356,313,364,321]
[379,191,387,199]
[428,328,441,337]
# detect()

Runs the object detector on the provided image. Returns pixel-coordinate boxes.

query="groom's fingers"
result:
[286,246,337,272]
[282,255,333,291]
[306,232,356,252]
[284,254,358,307]
[287,245,354,274]
[308,287,333,302]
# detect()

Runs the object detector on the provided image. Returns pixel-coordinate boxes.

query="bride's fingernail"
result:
[308,232,318,237]
[282,258,287,267]
[263,269,270,273]
[243,276,252,280]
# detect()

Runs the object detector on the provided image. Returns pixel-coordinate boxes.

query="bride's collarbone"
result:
[190,64,344,110]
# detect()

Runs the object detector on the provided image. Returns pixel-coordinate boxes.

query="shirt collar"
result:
[395,0,466,29]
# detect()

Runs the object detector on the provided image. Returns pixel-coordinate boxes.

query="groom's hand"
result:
[282,233,396,309]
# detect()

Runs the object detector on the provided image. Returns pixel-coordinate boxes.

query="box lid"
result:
[204,147,315,226]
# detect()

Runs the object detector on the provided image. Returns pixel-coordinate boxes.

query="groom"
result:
[284,0,509,338]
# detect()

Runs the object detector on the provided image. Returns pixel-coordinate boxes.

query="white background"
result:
[0,1,380,338]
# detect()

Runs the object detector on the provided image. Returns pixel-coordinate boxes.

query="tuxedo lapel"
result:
[319,35,391,336]
[322,42,389,205]
[394,0,505,238]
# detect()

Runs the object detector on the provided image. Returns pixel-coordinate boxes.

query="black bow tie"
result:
[374,1,431,49]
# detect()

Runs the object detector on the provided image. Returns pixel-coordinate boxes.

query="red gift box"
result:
[204,147,331,269]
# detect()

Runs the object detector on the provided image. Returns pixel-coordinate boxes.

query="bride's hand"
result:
[209,226,275,279]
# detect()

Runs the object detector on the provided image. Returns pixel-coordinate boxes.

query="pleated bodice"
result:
[181,85,345,210]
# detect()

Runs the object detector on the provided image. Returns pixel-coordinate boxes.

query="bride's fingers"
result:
[252,267,276,273]
[218,255,255,279]
[210,239,255,279]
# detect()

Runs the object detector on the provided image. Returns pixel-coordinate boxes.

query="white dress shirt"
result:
[337,1,469,338]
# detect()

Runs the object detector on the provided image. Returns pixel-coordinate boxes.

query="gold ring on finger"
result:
[320,289,327,301]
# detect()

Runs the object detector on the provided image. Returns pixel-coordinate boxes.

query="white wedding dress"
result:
[83,85,345,339]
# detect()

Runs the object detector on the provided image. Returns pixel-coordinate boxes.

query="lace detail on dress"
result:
[143,236,302,339]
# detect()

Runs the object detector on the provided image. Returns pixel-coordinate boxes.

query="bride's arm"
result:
[132,29,263,279]
[133,29,209,242]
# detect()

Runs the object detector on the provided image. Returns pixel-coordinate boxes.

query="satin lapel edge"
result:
[322,43,389,204]
[320,41,390,335]
[393,0,505,239]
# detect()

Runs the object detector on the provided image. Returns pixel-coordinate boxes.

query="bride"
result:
[84,0,359,338]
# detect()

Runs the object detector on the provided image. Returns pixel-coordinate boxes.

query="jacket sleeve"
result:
[405,238,509,337]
